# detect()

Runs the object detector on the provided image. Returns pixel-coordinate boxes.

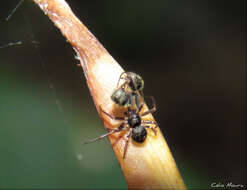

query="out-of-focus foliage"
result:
[0,68,126,189]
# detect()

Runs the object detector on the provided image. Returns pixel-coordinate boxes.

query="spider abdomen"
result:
[132,125,147,142]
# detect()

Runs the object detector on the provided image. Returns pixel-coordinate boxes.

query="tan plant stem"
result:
[32,0,187,189]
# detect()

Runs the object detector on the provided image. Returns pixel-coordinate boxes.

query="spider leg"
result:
[143,125,157,136]
[123,129,132,159]
[131,92,139,110]
[140,90,144,100]
[100,106,125,120]
[116,71,128,88]
[142,120,158,135]
[138,91,144,106]
[138,100,144,113]
[142,120,158,125]
[82,124,125,145]
[118,81,129,90]
[141,96,156,116]
[131,92,144,112]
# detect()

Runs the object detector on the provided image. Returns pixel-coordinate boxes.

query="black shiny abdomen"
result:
[132,125,147,142]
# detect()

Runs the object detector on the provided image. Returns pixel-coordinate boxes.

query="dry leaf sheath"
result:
[32,0,187,189]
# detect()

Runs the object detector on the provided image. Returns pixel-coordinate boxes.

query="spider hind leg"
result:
[82,124,125,145]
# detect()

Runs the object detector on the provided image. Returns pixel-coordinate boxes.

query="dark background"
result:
[0,0,245,189]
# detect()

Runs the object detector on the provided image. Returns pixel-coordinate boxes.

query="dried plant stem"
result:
[32,0,186,189]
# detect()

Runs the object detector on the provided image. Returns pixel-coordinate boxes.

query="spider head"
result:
[127,110,141,128]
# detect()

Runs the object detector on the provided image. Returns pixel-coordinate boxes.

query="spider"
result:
[82,96,158,159]
[111,72,144,109]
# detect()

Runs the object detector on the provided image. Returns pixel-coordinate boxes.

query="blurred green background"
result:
[0,0,245,189]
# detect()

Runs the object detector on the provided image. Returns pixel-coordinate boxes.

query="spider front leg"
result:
[132,92,143,111]
[138,101,145,112]
[141,96,156,116]
[142,120,159,135]
[116,71,128,88]
[82,123,125,145]
[100,106,125,121]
